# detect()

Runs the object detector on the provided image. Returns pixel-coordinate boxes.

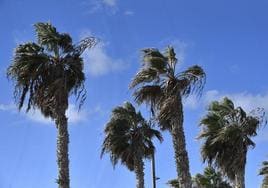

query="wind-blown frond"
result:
[73,37,98,56]
[199,97,266,182]
[176,65,206,97]
[130,68,159,89]
[7,22,97,118]
[133,85,162,105]
[101,102,162,172]
[260,161,268,188]
[142,48,167,72]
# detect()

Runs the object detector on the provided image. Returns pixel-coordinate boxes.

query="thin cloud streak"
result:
[81,0,118,14]
[0,103,101,125]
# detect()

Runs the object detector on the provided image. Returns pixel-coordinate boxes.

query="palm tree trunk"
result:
[234,165,245,188]
[55,108,70,188]
[171,96,192,188]
[151,152,156,188]
[134,156,145,188]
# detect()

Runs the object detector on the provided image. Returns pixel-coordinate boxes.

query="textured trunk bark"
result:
[134,156,145,188]
[234,165,245,188]
[151,153,156,188]
[171,96,192,188]
[55,108,70,188]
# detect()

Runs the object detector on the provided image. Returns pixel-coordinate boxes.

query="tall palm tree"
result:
[130,46,206,187]
[101,102,163,188]
[199,97,266,188]
[7,22,97,188]
[259,160,268,188]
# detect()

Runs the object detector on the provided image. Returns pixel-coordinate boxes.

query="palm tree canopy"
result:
[167,167,231,188]
[260,160,268,187]
[199,97,266,181]
[7,22,97,118]
[194,167,232,188]
[130,46,206,130]
[101,102,163,171]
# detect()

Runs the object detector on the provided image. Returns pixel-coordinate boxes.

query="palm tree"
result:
[194,166,232,188]
[130,46,206,187]
[167,167,231,188]
[259,160,268,188]
[7,22,97,188]
[199,97,266,188]
[101,102,163,188]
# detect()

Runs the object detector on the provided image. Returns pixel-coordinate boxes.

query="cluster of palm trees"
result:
[6,22,267,188]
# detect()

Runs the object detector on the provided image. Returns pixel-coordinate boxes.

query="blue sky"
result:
[0,0,268,187]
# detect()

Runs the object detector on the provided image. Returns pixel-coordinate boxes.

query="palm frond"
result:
[199,97,266,182]
[34,22,61,54]
[7,22,97,118]
[130,68,159,89]
[73,37,98,56]
[176,65,206,98]
[101,102,162,172]
[133,85,163,107]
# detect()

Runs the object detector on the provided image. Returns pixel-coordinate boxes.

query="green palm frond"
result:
[101,102,162,171]
[260,161,268,187]
[131,46,206,126]
[7,22,97,117]
[133,85,163,108]
[176,65,206,97]
[130,68,159,89]
[199,97,266,182]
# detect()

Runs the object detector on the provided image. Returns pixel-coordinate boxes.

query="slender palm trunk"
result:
[234,165,245,188]
[55,106,70,188]
[134,156,145,188]
[151,152,156,188]
[171,96,192,188]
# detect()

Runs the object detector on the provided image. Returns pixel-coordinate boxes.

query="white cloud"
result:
[203,90,268,113]
[184,90,268,114]
[103,0,117,7]
[0,103,101,125]
[0,104,16,111]
[27,104,99,124]
[183,90,268,143]
[124,10,134,16]
[81,0,118,14]
[82,39,126,76]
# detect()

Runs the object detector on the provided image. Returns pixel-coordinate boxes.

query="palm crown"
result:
[199,97,266,182]
[7,22,97,118]
[130,46,206,130]
[101,102,163,171]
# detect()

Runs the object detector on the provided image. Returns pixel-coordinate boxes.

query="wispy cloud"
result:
[184,89,268,113]
[0,104,16,111]
[81,0,118,14]
[124,10,134,16]
[81,31,127,77]
[203,90,268,113]
[0,103,101,125]
[184,90,268,143]
[103,0,117,7]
